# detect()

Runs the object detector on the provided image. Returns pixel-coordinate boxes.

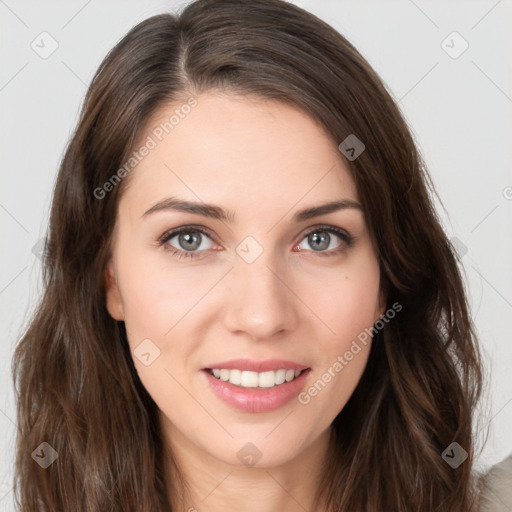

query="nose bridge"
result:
[222,241,298,338]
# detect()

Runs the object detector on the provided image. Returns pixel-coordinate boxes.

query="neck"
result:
[161,420,332,512]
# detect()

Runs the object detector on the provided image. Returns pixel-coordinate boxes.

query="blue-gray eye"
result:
[167,230,214,252]
[297,228,349,252]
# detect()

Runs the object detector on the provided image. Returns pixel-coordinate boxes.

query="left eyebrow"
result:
[292,199,363,222]
[142,196,362,222]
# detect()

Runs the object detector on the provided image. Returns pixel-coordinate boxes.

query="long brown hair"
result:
[12,0,484,510]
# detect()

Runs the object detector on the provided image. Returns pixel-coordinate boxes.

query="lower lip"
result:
[203,369,311,413]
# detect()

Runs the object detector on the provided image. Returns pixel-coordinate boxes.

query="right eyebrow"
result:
[142,196,235,222]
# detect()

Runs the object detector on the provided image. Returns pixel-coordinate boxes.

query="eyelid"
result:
[300,223,351,240]
[158,224,217,245]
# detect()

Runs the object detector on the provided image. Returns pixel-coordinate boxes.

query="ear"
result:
[104,259,125,321]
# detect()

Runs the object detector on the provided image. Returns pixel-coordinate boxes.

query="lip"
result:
[202,358,309,372]
[202,367,311,413]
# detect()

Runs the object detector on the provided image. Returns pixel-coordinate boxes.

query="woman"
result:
[11,0,510,510]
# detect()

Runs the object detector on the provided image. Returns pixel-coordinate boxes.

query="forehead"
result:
[120,92,358,218]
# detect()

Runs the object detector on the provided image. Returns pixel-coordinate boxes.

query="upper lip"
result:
[203,358,310,372]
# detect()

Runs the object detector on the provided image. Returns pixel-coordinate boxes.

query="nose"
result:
[221,251,299,340]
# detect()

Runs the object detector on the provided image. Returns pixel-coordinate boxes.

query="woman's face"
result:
[105,92,384,468]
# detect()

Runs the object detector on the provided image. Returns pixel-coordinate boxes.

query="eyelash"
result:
[157,224,355,260]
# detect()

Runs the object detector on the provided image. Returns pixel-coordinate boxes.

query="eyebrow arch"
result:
[292,199,363,222]
[142,197,235,222]
[142,196,362,223]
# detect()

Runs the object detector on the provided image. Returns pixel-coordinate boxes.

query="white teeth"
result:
[229,369,241,385]
[209,368,304,388]
[240,370,259,387]
[275,369,286,385]
[258,371,275,388]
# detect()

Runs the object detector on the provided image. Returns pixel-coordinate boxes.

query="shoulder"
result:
[478,453,512,512]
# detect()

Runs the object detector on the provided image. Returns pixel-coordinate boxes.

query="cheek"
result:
[295,254,380,412]
[115,244,213,344]
[119,271,170,343]
[302,253,381,344]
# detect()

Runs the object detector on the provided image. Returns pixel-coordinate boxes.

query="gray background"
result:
[1,0,511,508]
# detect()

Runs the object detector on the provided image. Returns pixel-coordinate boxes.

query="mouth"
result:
[201,359,312,413]
[205,367,307,388]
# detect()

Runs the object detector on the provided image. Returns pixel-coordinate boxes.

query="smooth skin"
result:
[105,92,385,512]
